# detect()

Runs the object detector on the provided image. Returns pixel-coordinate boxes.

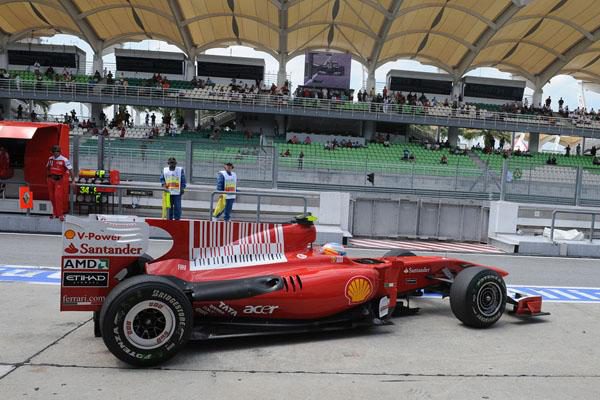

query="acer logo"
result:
[243,305,279,315]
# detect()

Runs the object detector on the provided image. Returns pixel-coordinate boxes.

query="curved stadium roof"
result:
[1,0,600,85]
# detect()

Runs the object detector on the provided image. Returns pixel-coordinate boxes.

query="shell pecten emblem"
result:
[64,229,76,240]
[345,276,373,304]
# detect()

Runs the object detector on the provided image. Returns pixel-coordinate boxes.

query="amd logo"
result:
[63,258,109,270]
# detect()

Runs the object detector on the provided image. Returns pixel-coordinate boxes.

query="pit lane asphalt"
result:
[1,233,600,400]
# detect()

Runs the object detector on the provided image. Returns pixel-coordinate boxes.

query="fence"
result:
[65,138,600,207]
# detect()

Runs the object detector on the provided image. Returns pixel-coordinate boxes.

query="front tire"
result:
[450,267,506,328]
[99,275,193,367]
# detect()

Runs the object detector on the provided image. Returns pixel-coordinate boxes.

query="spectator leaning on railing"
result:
[5,75,600,132]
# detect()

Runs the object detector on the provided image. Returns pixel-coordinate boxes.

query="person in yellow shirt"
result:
[214,162,237,221]
[160,157,186,220]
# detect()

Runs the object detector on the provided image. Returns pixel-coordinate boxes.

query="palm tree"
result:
[462,128,510,148]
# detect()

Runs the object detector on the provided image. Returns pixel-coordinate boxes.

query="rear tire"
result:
[383,250,416,257]
[450,267,506,328]
[99,275,193,367]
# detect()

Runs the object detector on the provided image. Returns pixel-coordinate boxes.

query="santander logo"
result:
[64,243,78,254]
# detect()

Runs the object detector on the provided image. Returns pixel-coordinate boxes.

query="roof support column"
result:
[366,65,376,94]
[530,77,544,109]
[185,59,196,80]
[448,126,459,148]
[91,49,105,129]
[452,79,463,104]
[0,42,9,118]
[277,54,288,87]
[528,133,539,153]
[277,0,289,88]
[532,87,543,109]
[91,104,105,126]
[0,50,7,70]
[92,51,103,75]
[185,50,197,81]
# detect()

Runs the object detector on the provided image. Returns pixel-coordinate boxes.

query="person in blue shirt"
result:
[160,157,186,220]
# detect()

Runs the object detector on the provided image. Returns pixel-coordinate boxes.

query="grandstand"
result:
[2,0,600,246]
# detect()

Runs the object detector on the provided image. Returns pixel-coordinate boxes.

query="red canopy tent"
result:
[0,121,70,208]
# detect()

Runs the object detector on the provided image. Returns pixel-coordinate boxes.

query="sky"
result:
[40,35,600,118]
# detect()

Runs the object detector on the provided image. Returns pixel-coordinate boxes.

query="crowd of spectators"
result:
[285,134,364,150]
[9,60,600,137]
[191,76,291,97]
[294,86,353,101]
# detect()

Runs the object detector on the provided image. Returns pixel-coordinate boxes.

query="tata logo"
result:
[243,305,279,315]
[63,258,109,270]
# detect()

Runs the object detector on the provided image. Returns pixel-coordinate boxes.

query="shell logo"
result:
[64,229,76,240]
[345,276,373,304]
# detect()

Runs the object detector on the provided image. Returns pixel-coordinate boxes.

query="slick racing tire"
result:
[449,267,506,329]
[100,275,193,367]
[383,250,416,257]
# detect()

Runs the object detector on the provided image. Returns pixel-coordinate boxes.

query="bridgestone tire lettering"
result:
[99,275,193,367]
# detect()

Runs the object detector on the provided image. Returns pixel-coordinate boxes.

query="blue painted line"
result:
[2,265,600,303]
[0,265,60,285]
[421,285,600,303]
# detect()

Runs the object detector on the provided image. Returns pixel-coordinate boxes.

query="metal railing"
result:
[550,210,599,242]
[209,191,308,223]
[2,78,600,136]
[66,182,309,223]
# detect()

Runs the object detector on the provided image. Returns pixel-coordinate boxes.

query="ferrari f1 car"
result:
[60,214,547,367]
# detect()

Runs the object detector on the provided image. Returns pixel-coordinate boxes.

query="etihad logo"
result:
[345,276,373,304]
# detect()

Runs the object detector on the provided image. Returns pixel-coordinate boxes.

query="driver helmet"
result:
[320,242,346,256]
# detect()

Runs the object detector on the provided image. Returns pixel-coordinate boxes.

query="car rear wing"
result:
[60,215,317,312]
[60,215,149,311]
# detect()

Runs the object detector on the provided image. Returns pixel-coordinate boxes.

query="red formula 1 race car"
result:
[60,214,548,367]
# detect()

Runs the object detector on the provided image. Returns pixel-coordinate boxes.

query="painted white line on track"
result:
[511,284,600,290]
[0,365,15,379]
[0,265,58,270]
[0,232,59,238]
[350,238,504,254]
[549,289,579,300]
[569,290,600,300]
[529,290,560,299]
[347,247,600,261]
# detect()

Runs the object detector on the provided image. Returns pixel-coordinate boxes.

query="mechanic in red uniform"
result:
[46,145,74,221]
[0,145,13,197]
[0,145,13,179]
